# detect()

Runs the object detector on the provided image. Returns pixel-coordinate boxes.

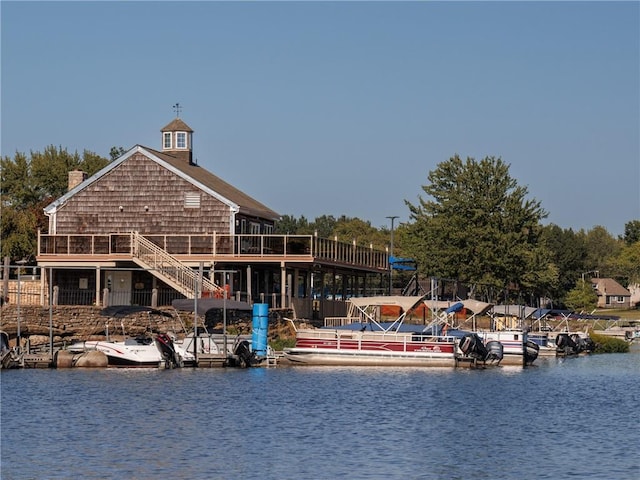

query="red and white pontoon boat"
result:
[283,296,459,367]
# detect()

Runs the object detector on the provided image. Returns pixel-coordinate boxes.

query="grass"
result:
[596,308,640,322]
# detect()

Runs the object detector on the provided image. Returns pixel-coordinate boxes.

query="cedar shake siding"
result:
[53,152,232,236]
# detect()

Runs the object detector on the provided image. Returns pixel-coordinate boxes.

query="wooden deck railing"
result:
[37,232,389,271]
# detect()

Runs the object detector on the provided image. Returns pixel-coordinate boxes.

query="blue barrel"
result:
[253,303,269,317]
[252,312,261,331]
[259,316,269,330]
[251,303,269,357]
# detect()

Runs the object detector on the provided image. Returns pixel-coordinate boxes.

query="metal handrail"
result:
[132,232,224,297]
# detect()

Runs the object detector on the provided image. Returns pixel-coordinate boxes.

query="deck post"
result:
[280,262,286,309]
[95,266,101,306]
[246,265,252,304]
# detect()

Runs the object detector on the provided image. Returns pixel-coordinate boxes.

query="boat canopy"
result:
[532,308,620,321]
[348,296,426,313]
[491,305,537,319]
[423,299,493,316]
[460,299,493,316]
[345,296,428,332]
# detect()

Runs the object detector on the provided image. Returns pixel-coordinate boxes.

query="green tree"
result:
[1,152,36,208]
[564,279,598,311]
[275,214,389,249]
[623,220,640,245]
[310,215,337,238]
[274,215,338,236]
[0,206,38,262]
[518,242,560,306]
[581,226,621,278]
[404,155,551,302]
[612,241,640,286]
[30,146,81,201]
[274,214,309,234]
[540,224,588,302]
[332,216,380,246]
[0,147,110,262]
[110,146,127,161]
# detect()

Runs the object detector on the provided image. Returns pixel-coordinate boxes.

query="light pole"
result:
[216,269,237,361]
[386,216,399,295]
[581,270,599,282]
[15,259,28,350]
[49,267,54,354]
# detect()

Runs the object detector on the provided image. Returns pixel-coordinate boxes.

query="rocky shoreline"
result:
[0,305,302,350]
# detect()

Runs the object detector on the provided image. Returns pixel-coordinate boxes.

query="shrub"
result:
[589,333,630,353]
[269,338,296,351]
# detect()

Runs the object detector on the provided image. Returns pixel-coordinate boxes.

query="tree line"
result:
[2,147,639,310]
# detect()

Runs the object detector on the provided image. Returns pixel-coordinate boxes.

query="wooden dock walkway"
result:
[22,353,53,368]
[3,349,278,369]
[195,353,228,368]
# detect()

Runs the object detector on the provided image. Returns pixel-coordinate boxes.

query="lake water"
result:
[1,346,639,480]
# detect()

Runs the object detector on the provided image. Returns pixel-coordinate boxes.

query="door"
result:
[106,270,132,305]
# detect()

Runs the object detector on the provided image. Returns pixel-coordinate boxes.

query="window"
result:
[184,192,200,208]
[617,296,625,303]
[250,222,261,234]
[176,132,187,149]
[163,132,172,149]
[264,224,273,235]
[240,219,247,234]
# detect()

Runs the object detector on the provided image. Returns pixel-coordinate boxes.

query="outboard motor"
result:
[484,340,504,365]
[582,336,596,353]
[234,340,255,368]
[0,332,9,355]
[459,333,488,360]
[156,333,182,368]
[524,340,540,365]
[555,333,577,355]
[570,334,595,354]
[458,334,474,356]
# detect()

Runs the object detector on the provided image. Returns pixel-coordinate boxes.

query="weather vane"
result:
[173,103,182,117]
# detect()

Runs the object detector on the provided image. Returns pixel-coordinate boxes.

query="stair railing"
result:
[131,232,224,298]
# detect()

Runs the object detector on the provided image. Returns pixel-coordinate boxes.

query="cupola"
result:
[161,117,194,164]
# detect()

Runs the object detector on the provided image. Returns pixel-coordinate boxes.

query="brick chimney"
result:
[68,170,87,191]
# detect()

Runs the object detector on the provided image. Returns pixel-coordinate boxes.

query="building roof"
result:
[161,118,193,132]
[44,144,280,221]
[591,278,631,296]
[146,146,279,220]
[45,117,279,221]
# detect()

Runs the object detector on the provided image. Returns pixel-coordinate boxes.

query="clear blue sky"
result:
[2,1,638,237]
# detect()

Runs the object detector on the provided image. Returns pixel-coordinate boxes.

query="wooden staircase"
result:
[131,232,224,298]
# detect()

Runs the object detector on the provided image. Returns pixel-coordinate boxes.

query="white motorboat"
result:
[67,306,187,368]
[68,332,182,368]
[67,304,259,368]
